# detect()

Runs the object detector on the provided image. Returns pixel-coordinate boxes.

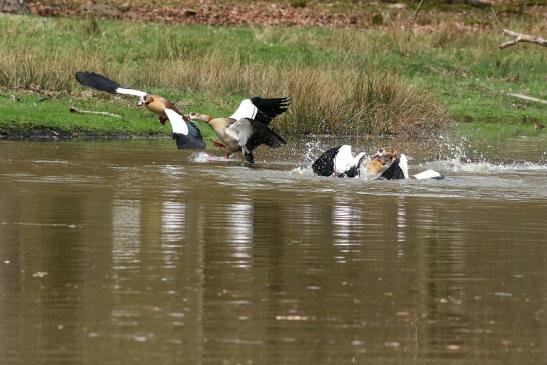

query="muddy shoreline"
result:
[0,128,166,141]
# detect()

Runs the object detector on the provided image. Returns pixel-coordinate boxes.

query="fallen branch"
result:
[500,29,547,49]
[507,93,547,106]
[69,106,122,118]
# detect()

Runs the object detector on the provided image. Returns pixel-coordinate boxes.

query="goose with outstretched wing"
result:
[312,146,398,178]
[74,71,209,149]
[377,154,444,180]
[187,96,290,163]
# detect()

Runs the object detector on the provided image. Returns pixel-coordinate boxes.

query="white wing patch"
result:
[226,119,253,147]
[229,99,258,121]
[164,109,189,135]
[334,145,355,175]
[398,154,410,179]
[413,169,441,180]
[353,152,366,169]
[115,87,148,97]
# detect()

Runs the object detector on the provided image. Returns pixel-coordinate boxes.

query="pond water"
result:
[0,135,546,364]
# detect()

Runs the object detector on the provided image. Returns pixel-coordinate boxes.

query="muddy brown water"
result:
[0,137,546,364]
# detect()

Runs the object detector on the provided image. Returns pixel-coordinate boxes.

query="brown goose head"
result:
[186,112,213,123]
[137,94,154,107]
[371,147,399,164]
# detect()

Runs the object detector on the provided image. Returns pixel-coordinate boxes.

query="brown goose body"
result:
[364,159,386,174]
[207,117,241,153]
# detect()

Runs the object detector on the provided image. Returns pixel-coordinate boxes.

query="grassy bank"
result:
[0,12,545,138]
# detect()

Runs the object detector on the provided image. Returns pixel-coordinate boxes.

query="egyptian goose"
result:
[187,97,290,163]
[74,71,206,149]
[312,145,398,178]
[74,71,184,125]
[378,154,444,180]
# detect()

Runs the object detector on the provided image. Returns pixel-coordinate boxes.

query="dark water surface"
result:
[0,137,546,364]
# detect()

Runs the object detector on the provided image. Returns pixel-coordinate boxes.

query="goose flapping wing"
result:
[378,154,444,180]
[332,145,367,178]
[75,71,148,98]
[225,119,285,149]
[225,118,285,163]
[311,146,341,176]
[225,118,254,147]
[164,108,189,136]
[229,97,291,125]
[333,145,355,175]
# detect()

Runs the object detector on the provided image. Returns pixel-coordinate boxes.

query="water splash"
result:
[429,159,547,174]
[302,139,325,164]
[290,166,315,176]
[189,152,234,163]
[426,133,547,174]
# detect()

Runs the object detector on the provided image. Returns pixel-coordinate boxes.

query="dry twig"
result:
[490,4,502,27]
[69,106,122,118]
[408,0,426,26]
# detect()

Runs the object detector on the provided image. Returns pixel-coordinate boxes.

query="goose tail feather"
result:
[172,133,206,149]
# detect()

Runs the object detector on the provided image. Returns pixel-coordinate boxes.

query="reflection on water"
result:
[112,199,141,270]
[161,200,185,267]
[0,138,546,364]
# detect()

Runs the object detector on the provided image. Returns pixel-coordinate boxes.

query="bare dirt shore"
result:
[14,0,545,29]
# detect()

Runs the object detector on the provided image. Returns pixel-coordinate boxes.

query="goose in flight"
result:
[378,154,444,180]
[187,97,291,163]
[75,71,184,125]
[312,145,398,178]
[74,71,208,149]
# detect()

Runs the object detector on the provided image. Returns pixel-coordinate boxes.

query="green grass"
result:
[0,13,545,139]
[0,93,218,144]
[0,94,163,135]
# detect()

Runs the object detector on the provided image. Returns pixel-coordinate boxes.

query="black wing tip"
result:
[244,152,255,164]
[74,71,105,82]
[269,127,286,145]
[261,133,285,149]
[251,96,291,102]
[251,96,292,125]
[377,157,406,180]
[251,96,292,111]
[75,70,96,77]
[268,128,286,148]
[74,71,120,94]
[74,71,90,84]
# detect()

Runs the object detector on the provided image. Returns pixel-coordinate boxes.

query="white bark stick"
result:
[507,93,547,105]
[69,106,122,118]
[500,29,547,49]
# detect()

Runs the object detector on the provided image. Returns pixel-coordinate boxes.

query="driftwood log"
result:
[500,29,547,49]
